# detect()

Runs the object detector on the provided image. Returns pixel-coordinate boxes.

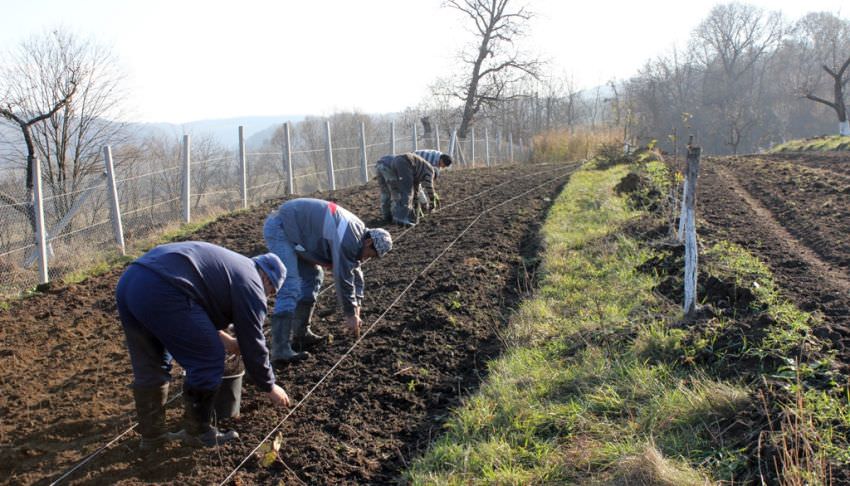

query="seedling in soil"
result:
[255,432,283,468]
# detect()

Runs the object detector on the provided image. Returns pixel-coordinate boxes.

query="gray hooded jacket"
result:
[274,198,365,316]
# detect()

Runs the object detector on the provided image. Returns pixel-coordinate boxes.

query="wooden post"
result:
[412,123,418,151]
[470,128,476,168]
[683,144,701,317]
[32,156,49,283]
[359,121,369,184]
[325,120,336,191]
[390,121,396,155]
[239,126,248,208]
[103,146,126,256]
[181,134,191,223]
[509,132,514,163]
[283,122,294,195]
[435,123,441,151]
[485,128,491,167]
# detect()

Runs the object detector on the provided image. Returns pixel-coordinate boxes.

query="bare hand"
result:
[267,384,291,407]
[218,330,240,356]
[345,313,361,338]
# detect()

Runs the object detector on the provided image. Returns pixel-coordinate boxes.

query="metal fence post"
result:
[435,123,441,151]
[325,120,336,191]
[390,121,396,155]
[284,122,294,195]
[359,121,369,184]
[239,126,248,209]
[103,146,126,256]
[683,144,701,317]
[32,157,49,283]
[182,134,191,223]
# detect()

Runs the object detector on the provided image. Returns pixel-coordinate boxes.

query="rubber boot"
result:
[381,195,393,223]
[392,199,415,227]
[177,386,239,448]
[270,313,308,365]
[132,383,175,451]
[292,301,325,351]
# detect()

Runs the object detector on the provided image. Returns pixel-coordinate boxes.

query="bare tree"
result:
[794,12,850,135]
[0,29,126,227]
[692,3,785,153]
[443,0,542,139]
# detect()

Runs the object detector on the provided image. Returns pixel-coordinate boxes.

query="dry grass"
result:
[612,445,711,486]
[531,128,620,162]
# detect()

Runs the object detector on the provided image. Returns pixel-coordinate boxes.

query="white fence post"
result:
[448,129,457,167]
[412,123,418,152]
[390,121,396,155]
[103,146,126,256]
[283,122,294,195]
[239,126,248,209]
[435,123,441,151]
[509,132,514,163]
[497,129,503,164]
[485,128,491,167]
[325,120,336,191]
[181,134,191,223]
[359,121,369,184]
[470,128,476,168]
[683,144,701,317]
[32,157,49,284]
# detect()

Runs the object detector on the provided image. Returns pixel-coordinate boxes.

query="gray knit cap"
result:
[367,228,392,258]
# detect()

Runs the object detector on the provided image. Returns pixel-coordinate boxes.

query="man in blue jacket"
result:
[263,198,392,364]
[115,241,291,450]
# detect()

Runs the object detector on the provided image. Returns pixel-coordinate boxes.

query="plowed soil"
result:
[699,153,850,361]
[0,162,577,485]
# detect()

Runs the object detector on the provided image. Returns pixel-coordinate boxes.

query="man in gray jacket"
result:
[263,198,393,364]
[376,152,438,227]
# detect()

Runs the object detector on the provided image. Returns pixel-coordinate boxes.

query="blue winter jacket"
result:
[132,241,276,392]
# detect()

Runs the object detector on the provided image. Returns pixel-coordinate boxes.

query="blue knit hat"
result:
[252,253,286,292]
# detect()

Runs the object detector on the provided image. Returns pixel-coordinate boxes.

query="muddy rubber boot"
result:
[177,387,239,448]
[292,301,325,351]
[393,202,416,227]
[132,383,175,452]
[270,313,308,365]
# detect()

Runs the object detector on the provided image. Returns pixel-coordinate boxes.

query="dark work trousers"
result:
[116,264,225,391]
[376,156,415,224]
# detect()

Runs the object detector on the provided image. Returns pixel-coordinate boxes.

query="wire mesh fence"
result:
[0,121,530,298]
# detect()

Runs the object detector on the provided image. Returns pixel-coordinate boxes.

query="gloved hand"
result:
[432,193,440,211]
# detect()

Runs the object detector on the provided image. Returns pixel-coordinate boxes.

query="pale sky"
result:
[0,0,846,124]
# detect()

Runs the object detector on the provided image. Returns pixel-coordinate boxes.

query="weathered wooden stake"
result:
[181,134,191,223]
[32,157,49,283]
[359,121,369,184]
[484,128,491,167]
[325,120,336,191]
[103,146,126,256]
[283,122,294,195]
[683,144,701,317]
[239,126,247,208]
[390,121,396,155]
